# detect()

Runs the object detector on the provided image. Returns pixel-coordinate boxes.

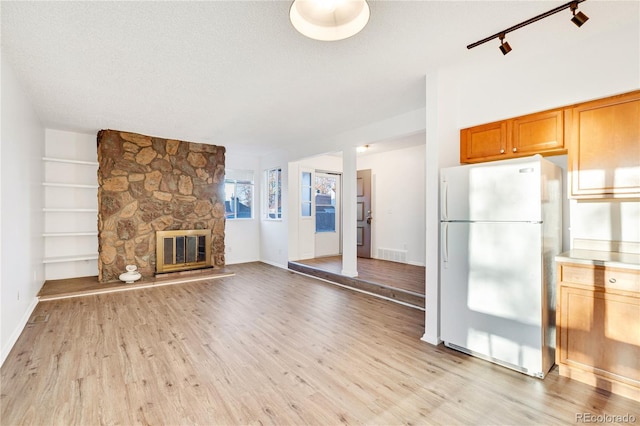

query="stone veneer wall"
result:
[97,130,226,282]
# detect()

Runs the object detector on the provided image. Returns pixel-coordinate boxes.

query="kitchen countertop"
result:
[556,249,640,270]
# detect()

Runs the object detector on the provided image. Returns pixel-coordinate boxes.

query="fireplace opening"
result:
[156,230,212,273]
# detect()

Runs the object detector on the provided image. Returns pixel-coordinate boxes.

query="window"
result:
[315,173,337,232]
[301,171,312,217]
[266,167,282,220]
[225,170,254,220]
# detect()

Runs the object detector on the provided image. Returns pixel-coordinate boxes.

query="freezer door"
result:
[441,158,542,222]
[441,222,545,375]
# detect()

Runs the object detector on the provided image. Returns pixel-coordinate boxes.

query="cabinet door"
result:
[569,91,640,198]
[460,121,508,163]
[512,109,565,156]
[558,285,640,386]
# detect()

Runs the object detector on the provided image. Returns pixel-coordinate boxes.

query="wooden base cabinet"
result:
[556,261,640,400]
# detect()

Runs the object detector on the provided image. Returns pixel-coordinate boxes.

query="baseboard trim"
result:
[1,297,38,367]
[259,259,288,270]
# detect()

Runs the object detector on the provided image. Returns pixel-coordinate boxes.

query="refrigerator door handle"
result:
[442,180,448,221]
[442,222,449,267]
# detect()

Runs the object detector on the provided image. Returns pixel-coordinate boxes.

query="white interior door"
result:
[314,172,341,257]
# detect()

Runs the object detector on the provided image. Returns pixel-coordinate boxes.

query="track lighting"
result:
[570,2,589,27]
[467,0,589,54]
[498,33,512,55]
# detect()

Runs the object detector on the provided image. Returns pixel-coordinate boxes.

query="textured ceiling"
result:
[1,1,637,156]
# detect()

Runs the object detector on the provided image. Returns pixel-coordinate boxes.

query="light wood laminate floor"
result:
[2,262,638,425]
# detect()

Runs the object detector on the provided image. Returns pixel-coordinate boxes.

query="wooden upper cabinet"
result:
[460,121,508,163]
[569,90,640,198]
[512,109,565,156]
[460,108,566,163]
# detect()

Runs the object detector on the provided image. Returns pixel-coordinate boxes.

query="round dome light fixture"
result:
[290,0,370,41]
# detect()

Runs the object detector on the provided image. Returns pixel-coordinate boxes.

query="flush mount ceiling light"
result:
[290,0,370,41]
[356,144,369,153]
[467,0,589,54]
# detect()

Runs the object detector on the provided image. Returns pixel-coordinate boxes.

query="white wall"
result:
[358,144,426,266]
[225,153,261,264]
[424,2,640,344]
[260,153,290,268]
[570,199,640,245]
[1,54,45,365]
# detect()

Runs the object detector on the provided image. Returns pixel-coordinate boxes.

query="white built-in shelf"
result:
[42,154,100,272]
[43,254,98,264]
[42,182,99,189]
[43,208,98,213]
[43,157,99,166]
[43,232,98,237]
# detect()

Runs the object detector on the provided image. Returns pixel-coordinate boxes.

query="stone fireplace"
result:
[97,130,226,283]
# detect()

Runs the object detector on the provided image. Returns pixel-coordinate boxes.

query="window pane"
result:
[301,186,311,202]
[302,171,311,186]
[225,178,253,220]
[301,171,311,217]
[235,182,252,218]
[315,174,336,232]
[267,168,282,219]
[225,181,236,219]
[316,205,335,232]
[315,175,336,205]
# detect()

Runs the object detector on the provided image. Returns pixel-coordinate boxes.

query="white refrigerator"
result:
[440,155,562,378]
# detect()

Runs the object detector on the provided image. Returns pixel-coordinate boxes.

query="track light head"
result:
[498,33,512,55]
[570,2,589,27]
[571,10,589,27]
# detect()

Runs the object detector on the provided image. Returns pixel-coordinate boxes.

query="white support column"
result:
[422,72,441,346]
[341,147,358,277]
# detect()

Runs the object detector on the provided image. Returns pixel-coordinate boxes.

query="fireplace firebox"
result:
[156,230,212,273]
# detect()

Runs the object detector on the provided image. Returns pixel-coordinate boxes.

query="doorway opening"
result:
[314,171,341,257]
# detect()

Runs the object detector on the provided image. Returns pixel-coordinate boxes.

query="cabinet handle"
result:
[609,278,617,284]
[500,149,505,154]
[513,147,517,153]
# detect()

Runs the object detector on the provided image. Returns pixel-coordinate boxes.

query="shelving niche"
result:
[43,130,99,280]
